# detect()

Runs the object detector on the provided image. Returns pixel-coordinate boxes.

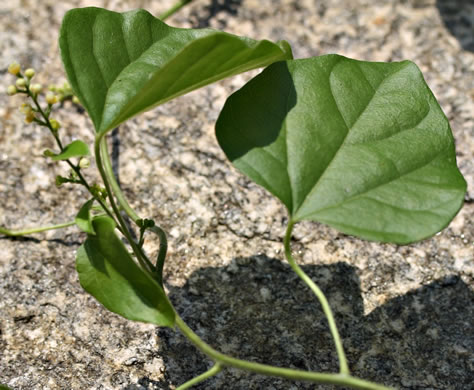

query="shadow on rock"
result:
[437,0,474,52]
[153,255,473,389]
[191,0,243,28]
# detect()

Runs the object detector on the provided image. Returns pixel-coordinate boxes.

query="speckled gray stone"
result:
[0,1,473,389]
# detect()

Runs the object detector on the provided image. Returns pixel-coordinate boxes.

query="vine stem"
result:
[100,138,168,281]
[159,0,194,20]
[284,220,350,375]
[0,221,76,236]
[174,314,394,389]
[94,133,154,273]
[175,363,223,390]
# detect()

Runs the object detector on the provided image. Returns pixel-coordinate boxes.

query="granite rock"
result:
[0,1,473,389]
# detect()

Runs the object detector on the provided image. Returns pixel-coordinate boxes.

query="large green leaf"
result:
[76,216,175,326]
[216,56,467,244]
[59,7,292,134]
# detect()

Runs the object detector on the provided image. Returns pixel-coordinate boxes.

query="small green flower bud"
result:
[55,175,68,187]
[49,118,61,131]
[43,149,56,158]
[7,85,17,95]
[48,84,57,92]
[24,68,35,78]
[91,184,108,200]
[30,83,42,94]
[24,111,35,123]
[8,62,21,75]
[19,103,33,114]
[78,157,90,169]
[72,96,81,105]
[46,92,58,105]
[15,78,27,88]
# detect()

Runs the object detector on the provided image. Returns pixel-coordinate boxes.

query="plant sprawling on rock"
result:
[2,6,466,390]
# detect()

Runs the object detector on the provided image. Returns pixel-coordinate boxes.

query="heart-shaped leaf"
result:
[76,216,175,326]
[59,7,292,135]
[216,56,466,244]
[51,140,89,161]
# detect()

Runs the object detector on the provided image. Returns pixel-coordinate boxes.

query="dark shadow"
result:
[151,255,473,389]
[436,0,474,52]
[191,0,243,28]
[0,234,81,247]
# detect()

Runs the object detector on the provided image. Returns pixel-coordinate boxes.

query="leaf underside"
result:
[59,7,292,134]
[216,55,466,244]
[76,216,175,327]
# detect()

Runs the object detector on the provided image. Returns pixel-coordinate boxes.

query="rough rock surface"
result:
[0,0,473,389]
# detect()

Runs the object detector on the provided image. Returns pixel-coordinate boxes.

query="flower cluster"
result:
[6,62,90,188]
[6,61,81,127]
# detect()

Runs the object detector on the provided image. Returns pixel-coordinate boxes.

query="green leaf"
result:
[59,7,292,135]
[51,140,89,161]
[216,56,467,244]
[76,216,175,327]
[0,385,13,390]
[75,199,95,234]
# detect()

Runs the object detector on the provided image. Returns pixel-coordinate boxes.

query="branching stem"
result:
[175,363,223,390]
[95,133,154,273]
[174,315,393,389]
[101,138,168,282]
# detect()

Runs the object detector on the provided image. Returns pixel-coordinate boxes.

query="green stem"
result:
[176,363,223,390]
[149,225,168,285]
[160,0,194,20]
[284,220,350,375]
[101,139,168,282]
[0,221,76,237]
[95,134,154,273]
[100,140,139,221]
[175,315,393,389]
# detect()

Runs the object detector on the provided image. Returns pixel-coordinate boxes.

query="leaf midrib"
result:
[292,61,412,221]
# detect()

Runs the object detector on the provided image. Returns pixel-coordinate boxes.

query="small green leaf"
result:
[0,385,13,390]
[216,56,467,244]
[75,199,95,234]
[51,140,90,161]
[76,216,175,327]
[59,7,292,135]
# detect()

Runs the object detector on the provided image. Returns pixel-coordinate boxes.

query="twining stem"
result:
[0,221,76,236]
[100,140,139,221]
[95,134,154,273]
[160,0,194,20]
[176,363,223,390]
[101,138,168,282]
[174,315,393,390]
[284,220,350,375]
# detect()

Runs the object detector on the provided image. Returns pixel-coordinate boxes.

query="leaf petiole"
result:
[284,220,350,375]
[159,0,194,21]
